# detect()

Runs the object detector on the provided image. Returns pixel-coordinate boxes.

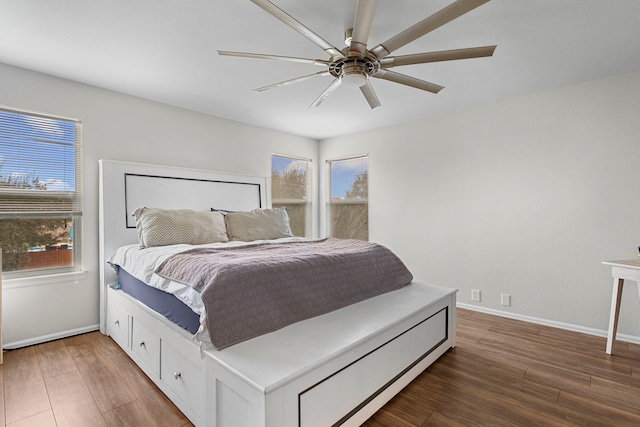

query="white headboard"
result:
[98,159,268,331]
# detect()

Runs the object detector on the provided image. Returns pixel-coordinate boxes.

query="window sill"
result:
[3,270,89,289]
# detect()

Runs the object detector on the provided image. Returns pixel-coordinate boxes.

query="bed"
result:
[98,159,457,427]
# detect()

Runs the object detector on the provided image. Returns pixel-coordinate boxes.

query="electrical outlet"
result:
[471,289,481,302]
[501,293,511,306]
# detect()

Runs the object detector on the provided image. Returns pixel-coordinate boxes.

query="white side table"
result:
[602,259,640,354]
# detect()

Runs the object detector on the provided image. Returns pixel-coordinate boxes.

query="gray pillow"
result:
[225,208,293,241]
[132,207,228,248]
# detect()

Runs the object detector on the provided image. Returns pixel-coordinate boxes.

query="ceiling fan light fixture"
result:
[341,73,368,88]
[340,61,368,88]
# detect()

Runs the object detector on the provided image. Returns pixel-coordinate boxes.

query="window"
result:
[271,154,311,237]
[328,155,368,241]
[0,106,83,276]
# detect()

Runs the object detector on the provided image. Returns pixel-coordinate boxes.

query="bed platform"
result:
[99,159,457,427]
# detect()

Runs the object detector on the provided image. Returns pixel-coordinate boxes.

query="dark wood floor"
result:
[1,308,639,426]
[364,308,640,426]
[0,331,192,427]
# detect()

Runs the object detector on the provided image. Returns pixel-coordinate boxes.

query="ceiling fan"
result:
[218,0,496,108]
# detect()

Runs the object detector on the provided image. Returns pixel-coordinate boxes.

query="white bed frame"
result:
[99,159,457,427]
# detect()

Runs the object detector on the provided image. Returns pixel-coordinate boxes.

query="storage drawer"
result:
[161,340,205,418]
[131,319,160,374]
[107,299,129,350]
[299,308,448,427]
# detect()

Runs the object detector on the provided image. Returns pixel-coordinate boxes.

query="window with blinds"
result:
[0,106,83,275]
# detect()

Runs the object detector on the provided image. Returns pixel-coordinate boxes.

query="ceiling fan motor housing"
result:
[330,55,380,88]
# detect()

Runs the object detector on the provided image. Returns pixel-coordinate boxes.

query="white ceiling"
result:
[2,0,640,140]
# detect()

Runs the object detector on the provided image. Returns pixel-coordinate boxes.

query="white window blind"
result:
[0,107,83,216]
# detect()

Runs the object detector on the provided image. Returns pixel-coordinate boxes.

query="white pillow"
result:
[132,207,228,248]
[225,208,293,241]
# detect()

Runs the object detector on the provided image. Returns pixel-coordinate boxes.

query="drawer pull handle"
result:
[174,372,181,380]
[139,341,145,347]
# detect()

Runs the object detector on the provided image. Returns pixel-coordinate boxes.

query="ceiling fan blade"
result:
[254,70,331,92]
[218,50,331,67]
[251,0,344,59]
[380,45,496,68]
[371,0,490,59]
[360,80,381,109]
[350,0,378,57]
[309,78,342,108]
[374,69,444,94]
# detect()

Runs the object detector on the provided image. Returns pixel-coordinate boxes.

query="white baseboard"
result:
[6,307,640,350]
[457,303,640,347]
[3,324,100,350]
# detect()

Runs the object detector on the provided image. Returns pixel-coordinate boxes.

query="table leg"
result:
[606,277,624,355]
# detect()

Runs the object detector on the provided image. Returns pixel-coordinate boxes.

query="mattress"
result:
[118,267,200,334]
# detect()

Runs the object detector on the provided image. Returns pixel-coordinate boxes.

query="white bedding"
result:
[106,237,310,343]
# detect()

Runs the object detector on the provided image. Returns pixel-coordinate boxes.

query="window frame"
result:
[0,105,83,279]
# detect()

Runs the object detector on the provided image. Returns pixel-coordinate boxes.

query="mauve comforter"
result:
[154,238,413,349]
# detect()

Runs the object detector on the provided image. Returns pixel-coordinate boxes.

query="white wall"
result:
[320,70,640,340]
[0,62,318,347]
